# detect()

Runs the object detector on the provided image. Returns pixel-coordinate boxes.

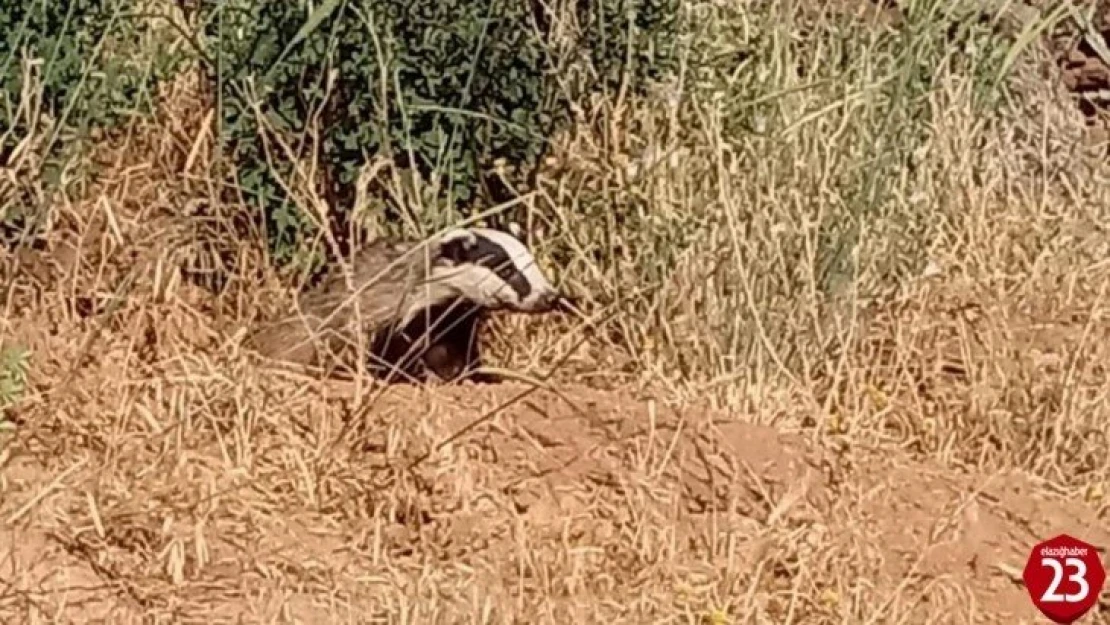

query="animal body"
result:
[246,226,563,383]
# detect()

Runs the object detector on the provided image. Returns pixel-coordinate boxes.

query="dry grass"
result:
[2,0,1110,623]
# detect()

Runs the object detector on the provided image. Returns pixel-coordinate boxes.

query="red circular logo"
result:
[1022,534,1106,624]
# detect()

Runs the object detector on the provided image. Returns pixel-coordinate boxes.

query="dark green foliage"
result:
[2,1,144,132]
[203,0,681,267]
[1,0,176,240]
[581,0,682,93]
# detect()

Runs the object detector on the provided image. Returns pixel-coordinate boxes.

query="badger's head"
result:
[429,225,562,313]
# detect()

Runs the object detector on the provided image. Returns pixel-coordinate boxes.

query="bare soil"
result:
[1,298,1108,623]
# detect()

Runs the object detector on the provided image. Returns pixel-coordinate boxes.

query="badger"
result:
[246,225,564,383]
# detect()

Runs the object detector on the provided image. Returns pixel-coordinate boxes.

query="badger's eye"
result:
[495,263,518,282]
[479,253,517,282]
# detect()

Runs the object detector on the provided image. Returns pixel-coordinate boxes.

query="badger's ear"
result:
[507,221,525,241]
[437,228,478,263]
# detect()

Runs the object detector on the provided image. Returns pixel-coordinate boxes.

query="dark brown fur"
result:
[246,238,485,383]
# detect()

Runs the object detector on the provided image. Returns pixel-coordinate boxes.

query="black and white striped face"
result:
[434,226,561,313]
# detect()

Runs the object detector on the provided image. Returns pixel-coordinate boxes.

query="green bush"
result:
[1,0,178,241]
[202,0,681,268]
[581,0,681,93]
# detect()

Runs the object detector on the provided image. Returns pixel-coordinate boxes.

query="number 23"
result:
[1041,557,1090,603]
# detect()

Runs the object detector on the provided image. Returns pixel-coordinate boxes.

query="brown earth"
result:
[1,269,1108,622]
[1,339,1108,623]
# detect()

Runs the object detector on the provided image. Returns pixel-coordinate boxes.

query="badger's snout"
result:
[530,289,562,312]
[510,287,561,313]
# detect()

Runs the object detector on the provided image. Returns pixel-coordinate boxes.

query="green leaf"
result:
[267,0,347,80]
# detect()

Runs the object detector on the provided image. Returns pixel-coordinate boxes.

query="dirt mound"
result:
[2,326,1107,625]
